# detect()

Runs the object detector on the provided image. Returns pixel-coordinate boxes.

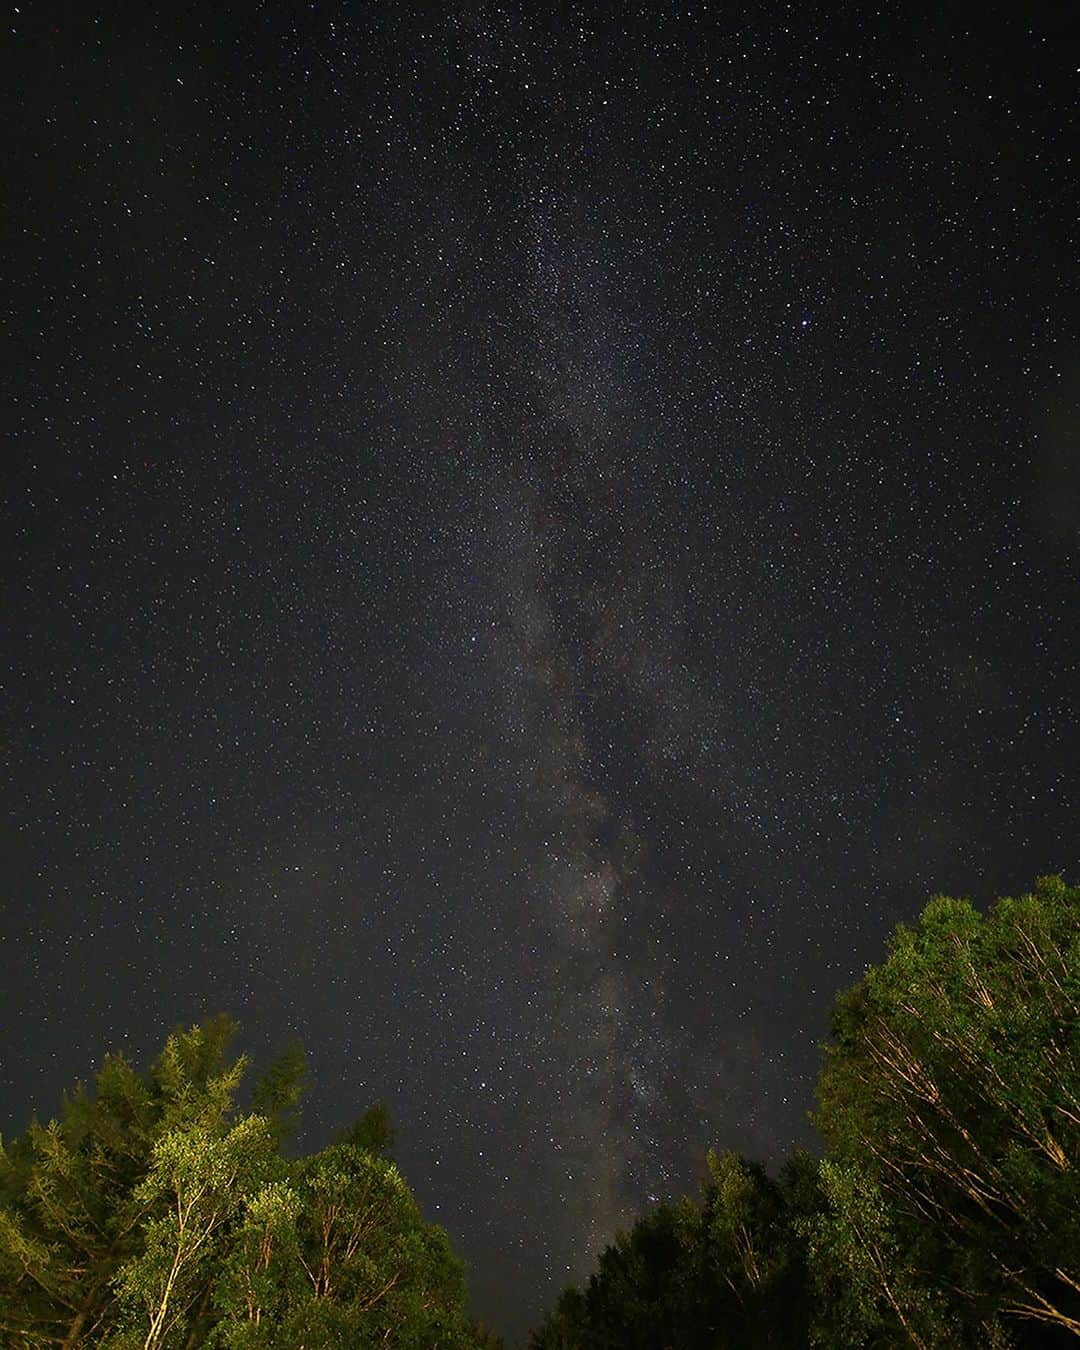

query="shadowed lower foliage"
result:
[529,1148,819,1350]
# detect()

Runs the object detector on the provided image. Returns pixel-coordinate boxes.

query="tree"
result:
[529,1150,818,1349]
[250,1040,309,1145]
[0,1020,484,1347]
[0,1016,245,1348]
[108,1117,280,1349]
[813,875,1080,1344]
[802,1158,958,1349]
[335,1099,396,1157]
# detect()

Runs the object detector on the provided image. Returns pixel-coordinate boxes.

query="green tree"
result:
[802,1158,957,1349]
[250,1040,309,1146]
[335,1099,396,1157]
[1,1020,483,1348]
[813,875,1080,1345]
[529,1150,818,1349]
[108,1116,280,1349]
[0,1016,244,1347]
[281,1142,470,1345]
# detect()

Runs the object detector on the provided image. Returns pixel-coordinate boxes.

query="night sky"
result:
[4,3,1079,1340]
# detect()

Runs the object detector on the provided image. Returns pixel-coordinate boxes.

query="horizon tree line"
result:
[2,875,1077,1347]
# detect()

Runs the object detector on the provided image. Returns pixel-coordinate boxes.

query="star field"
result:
[3,4,1078,1339]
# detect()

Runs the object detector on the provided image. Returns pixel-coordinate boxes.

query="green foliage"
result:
[801,1159,958,1349]
[466,1320,508,1349]
[109,1117,281,1348]
[0,1022,482,1348]
[815,874,1080,1344]
[0,1018,245,1348]
[210,1179,304,1345]
[250,1039,310,1144]
[335,1098,397,1157]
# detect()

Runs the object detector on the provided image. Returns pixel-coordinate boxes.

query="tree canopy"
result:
[811,874,1080,1346]
[0,1015,492,1348]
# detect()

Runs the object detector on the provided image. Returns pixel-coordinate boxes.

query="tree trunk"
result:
[62,1283,105,1350]
[182,1282,214,1350]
